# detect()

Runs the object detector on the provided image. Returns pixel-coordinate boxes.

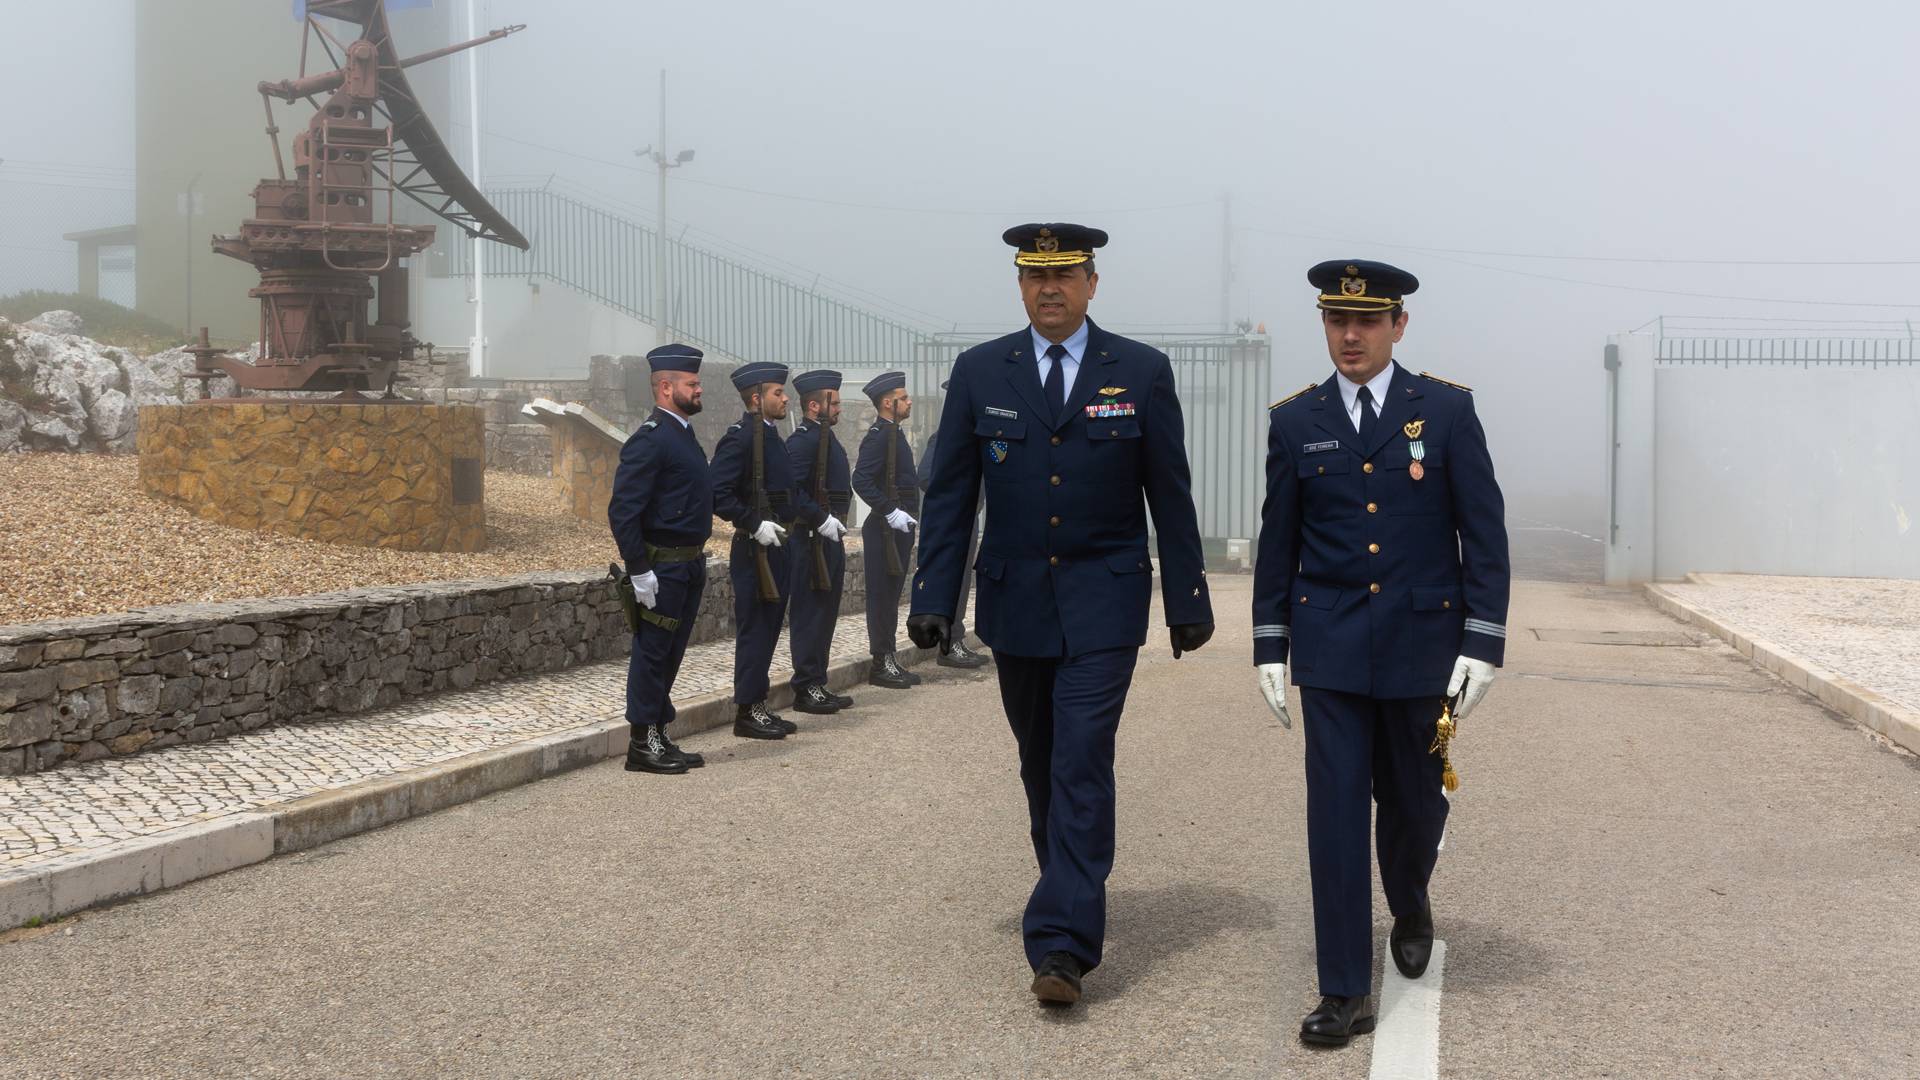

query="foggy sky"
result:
[7,0,1920,507]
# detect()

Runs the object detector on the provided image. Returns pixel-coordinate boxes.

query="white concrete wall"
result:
[1647,366,1919,579]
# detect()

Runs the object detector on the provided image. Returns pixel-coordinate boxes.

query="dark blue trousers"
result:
[729,535,792,705]
[862,519,913,657]
[786,529,845,689]
[1300,687,1451,997]
[995,646,1140,971]
[624,560,706,730]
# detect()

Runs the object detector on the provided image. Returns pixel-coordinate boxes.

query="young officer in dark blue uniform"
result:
[784,369,857,715]
[608,343,714,775]
[709,361,800,740]
[853,371,922,690]
[919,383,990,671]
[907,223,1215,1006]
[1253,260,1510,1046]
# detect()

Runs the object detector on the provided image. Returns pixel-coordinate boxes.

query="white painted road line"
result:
[1368,939,1447,1080]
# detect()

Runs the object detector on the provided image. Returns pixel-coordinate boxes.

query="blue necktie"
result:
[1356,384,1378,446]
[1044,343,1067,423]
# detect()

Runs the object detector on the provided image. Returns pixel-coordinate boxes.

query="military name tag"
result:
[985,406,1019,420]
[1303,440,1341,454]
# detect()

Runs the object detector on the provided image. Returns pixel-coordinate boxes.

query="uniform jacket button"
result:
[1050,475,1061,486]
[1443,600,1451,609]
[1368,543,1380,554]
[1317,465,1325,475]
[1367,502,1379,513]
[1049,516,1061,527]
[1370,583,1381,594]
[1050,435,1062,446]
[1363,462,1375,474]
[1049,555,1060,566]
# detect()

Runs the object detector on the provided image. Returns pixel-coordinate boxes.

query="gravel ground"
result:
[0,453,763,626]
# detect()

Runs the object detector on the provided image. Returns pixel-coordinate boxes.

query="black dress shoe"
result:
[1391,902,1434,979]
[1030,951,1083,1006]
[733,703,787,740]
[793,684,841,715]
[624,726,688,774]
[657,727,703,769]
[1299,994,1375,1047]
[937,640,989,668]
[868,654,913,689]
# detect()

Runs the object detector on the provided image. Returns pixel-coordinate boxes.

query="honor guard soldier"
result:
[608,343,714,775]
[919,379,990,670]
[907,223,1215,1006]
[710,361,800,740]
[1252,260,1511,1047]
[784,369,857,715]
[853,371,922,689]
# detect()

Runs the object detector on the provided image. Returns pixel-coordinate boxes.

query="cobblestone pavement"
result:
[1660,572,1920,715]
[0,598,946,875]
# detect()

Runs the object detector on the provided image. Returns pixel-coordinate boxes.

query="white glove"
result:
[751,520,787,548]
[633,570,659,611]
[1447,655,1496,718]
[885,509,916,532]
[818,516,847,542]
[1256,662,1292,729]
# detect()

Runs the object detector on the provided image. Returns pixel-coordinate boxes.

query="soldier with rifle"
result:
[784,370,857,715]
[710,361,800,740]
[853,371,922,690]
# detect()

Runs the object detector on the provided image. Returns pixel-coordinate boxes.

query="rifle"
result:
[882,423,906,577]
[748,419,782,602]
[809,423,832,591]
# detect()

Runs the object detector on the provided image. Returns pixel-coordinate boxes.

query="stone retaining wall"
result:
[0,551,878,776]
[137,401,488,552]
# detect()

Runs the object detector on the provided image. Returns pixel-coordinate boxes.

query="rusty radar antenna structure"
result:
[192,0,527,396]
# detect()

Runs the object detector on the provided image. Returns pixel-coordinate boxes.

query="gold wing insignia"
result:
[1418,370,1474,392]
[1269,383,1318,410]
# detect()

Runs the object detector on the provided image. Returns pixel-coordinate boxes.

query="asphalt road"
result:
[3,572,1916,1079]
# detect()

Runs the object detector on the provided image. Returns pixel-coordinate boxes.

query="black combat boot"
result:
[625,725,689,774]
[868,653,913,689]
[733,702,788,740]
[794,684,841,715]
[656,726,703,769]
[938,639,990,669]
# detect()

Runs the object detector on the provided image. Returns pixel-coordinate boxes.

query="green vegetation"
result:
[0,291,189,354]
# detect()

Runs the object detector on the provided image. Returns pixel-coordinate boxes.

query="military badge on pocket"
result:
[988,440,1009,463]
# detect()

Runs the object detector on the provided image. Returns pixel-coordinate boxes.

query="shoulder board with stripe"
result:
[1269,383,1318,410]
[1418,370,1474,392]
[642,420,658,430]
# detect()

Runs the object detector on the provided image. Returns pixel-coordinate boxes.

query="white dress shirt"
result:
[1031,320,1091,400]
[658,407,692,429]
[1335,360,1397,434]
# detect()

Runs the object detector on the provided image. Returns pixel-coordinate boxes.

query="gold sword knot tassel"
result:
[1429,700,1461,792]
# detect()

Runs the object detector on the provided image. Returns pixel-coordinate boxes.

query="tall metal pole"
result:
[1219,190,1232,333]
[466,0,486,378]
[654,69,669,348]
[184,172,201,336]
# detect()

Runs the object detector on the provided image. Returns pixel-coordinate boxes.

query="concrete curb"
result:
[1645,583,1920,755]
[0,635,980,930]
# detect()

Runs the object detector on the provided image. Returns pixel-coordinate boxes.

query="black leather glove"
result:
[1169,621,1214,659]
[907,613,953,654]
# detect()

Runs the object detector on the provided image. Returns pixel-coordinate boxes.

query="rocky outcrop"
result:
[0,314,236,454]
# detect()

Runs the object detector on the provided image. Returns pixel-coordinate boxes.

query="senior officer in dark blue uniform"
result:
[608,343,715,775]
[1252,260,1510,1047]
[907,223,1215,1006]
[710,361,800,740]
[784,369,857,715]
[853,371,923,690]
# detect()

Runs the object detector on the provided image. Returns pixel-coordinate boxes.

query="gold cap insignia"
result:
[1035,228,1059,253]
[1340,275,1367,297]
[1404,419,1426,439]
[1345,265,1359,275]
